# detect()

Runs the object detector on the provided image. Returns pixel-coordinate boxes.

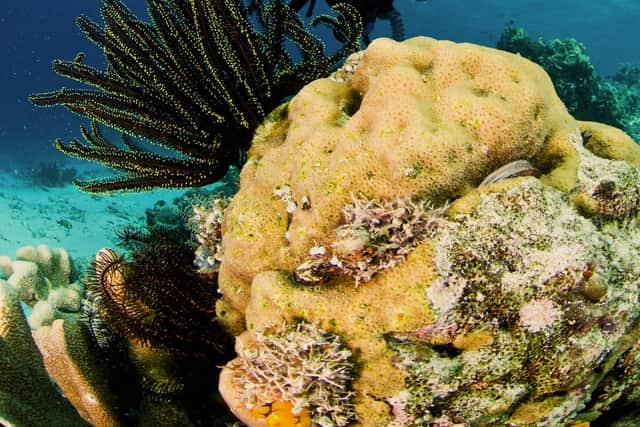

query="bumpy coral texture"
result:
[219,36,578,324]
[3,244,83,330]
[223,322,355,426]
[217,37,640,425]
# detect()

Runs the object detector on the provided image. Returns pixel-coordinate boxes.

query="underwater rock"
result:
[216,37,640,426]
[218,35,580,331]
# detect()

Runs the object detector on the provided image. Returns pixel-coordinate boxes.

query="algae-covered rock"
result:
[216,37,640,426]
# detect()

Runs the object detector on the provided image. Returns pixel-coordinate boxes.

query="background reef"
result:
[497,25,640,144]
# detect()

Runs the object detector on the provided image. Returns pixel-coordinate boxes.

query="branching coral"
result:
[29,0,362,192]
[294,195,446,285]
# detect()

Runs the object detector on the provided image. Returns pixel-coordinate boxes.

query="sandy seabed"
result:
[0,168,188,263]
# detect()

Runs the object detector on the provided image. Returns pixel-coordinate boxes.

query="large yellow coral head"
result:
[217,37,640,426]
[218,36,578,327]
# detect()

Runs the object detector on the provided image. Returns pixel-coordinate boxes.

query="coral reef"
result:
[610,63,640,143]
[144,167,238,231]
[1,236,237,425]
[30,0,362,192]
[0,280,89,426]
[17,161,78,187]
[385,144,640,424]
[1,245,132,426]
[11,4,640,424]
[215,37,640,425]
[2,244,83,330]
[497,25,640,143]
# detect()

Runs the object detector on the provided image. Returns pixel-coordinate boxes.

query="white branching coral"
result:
[233,322,356,426]
[190,197,230,273]
[295,195,446,285]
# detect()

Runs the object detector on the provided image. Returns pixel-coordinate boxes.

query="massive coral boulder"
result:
[218,36,579,330]
[216,37,640,425]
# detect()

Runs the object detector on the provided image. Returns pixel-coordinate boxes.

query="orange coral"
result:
[250,401,311,427]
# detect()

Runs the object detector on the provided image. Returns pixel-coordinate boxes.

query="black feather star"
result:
[84,226,231,359]
[29,0,362,192]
